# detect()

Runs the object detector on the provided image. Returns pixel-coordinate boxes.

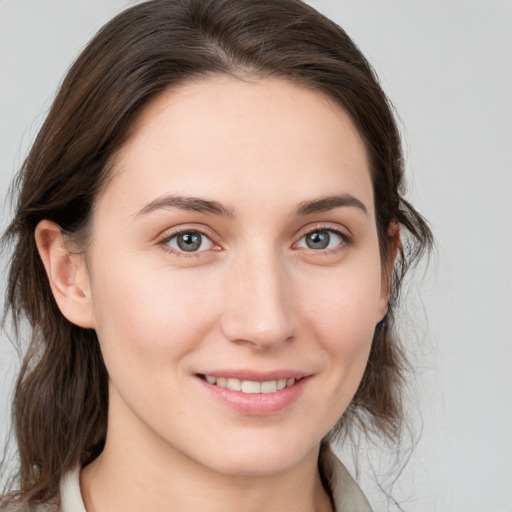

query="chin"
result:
[193,434,319,478]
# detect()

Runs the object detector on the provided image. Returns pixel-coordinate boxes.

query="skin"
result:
[36,76,393,512]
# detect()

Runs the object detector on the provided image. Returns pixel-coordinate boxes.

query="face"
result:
[82,76,388,476]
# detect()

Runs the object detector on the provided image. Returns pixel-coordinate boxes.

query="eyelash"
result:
[157,225,351,257]
[294,225,352,255]
[157,227,220,258]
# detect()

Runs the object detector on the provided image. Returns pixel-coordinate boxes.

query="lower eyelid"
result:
[167,232,213,252]
[295,228,349,250]
[157,226,350,256]
[157,228,219,253]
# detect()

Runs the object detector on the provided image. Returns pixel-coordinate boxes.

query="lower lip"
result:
[197,376,309,415]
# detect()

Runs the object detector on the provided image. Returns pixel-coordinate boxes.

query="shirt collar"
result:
[319,446,373,512]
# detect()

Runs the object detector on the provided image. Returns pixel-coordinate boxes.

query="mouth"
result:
[197,372,310,415]
[199,374,300,394]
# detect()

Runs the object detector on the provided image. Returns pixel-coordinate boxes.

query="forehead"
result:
[100,76,374,218]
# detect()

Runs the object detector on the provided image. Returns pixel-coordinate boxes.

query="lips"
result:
[197,372,310,415]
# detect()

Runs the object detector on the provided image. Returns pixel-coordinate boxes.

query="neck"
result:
[80,393,333,512]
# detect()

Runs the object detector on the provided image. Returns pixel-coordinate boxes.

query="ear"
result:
[377,221,401,321]
[35,220,96,329]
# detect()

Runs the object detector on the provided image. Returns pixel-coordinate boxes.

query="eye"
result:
[166,231,214,253]
[296,229,344,250]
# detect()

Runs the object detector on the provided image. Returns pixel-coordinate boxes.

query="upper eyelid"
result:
[292,225,353,254]
[157,224,219,243]
[294,223,351,240]
[157,228,219,258]
[300,225,346,236]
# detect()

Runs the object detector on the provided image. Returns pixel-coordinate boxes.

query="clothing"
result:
[320,448,373,512]
[1,450,372,511]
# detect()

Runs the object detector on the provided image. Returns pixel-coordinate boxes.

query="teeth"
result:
[241,380,261,393]
[260,380,277,393]
[204,376,297,393]
[227,378,241,391]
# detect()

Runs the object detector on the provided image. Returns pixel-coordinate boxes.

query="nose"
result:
[220,248,295,349]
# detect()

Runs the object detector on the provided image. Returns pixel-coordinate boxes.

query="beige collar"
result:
[60,467,86,512]
[320,447,373,512]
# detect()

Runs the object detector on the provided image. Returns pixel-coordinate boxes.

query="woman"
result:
[1,0,432,510]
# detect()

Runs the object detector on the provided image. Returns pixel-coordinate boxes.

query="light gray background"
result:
[1,1,511,511]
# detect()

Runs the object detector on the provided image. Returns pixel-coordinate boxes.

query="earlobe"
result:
[35,220,95,329]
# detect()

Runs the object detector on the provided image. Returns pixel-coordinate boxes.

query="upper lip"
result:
[197,369,311,381]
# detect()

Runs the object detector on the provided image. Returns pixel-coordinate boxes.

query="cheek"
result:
[297,254,383,400]
[314,294,376,380]
[89,261,220,378]
[301,259,383,344]
[303,266,381,412]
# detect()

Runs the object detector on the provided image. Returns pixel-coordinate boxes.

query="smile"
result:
[203,375,297,394]
[198,372,310,415]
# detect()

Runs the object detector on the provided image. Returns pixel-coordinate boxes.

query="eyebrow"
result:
[136,195,235,218]
[296,194,368,216]
[136,193,367,219]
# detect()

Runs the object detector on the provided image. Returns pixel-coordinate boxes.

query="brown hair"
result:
[1,0,432,505]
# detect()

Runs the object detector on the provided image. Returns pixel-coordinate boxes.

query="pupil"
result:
[177,232,201,251]
[306,231,330,249]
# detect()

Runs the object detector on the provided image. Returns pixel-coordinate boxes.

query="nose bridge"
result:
[221,243,294,348]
